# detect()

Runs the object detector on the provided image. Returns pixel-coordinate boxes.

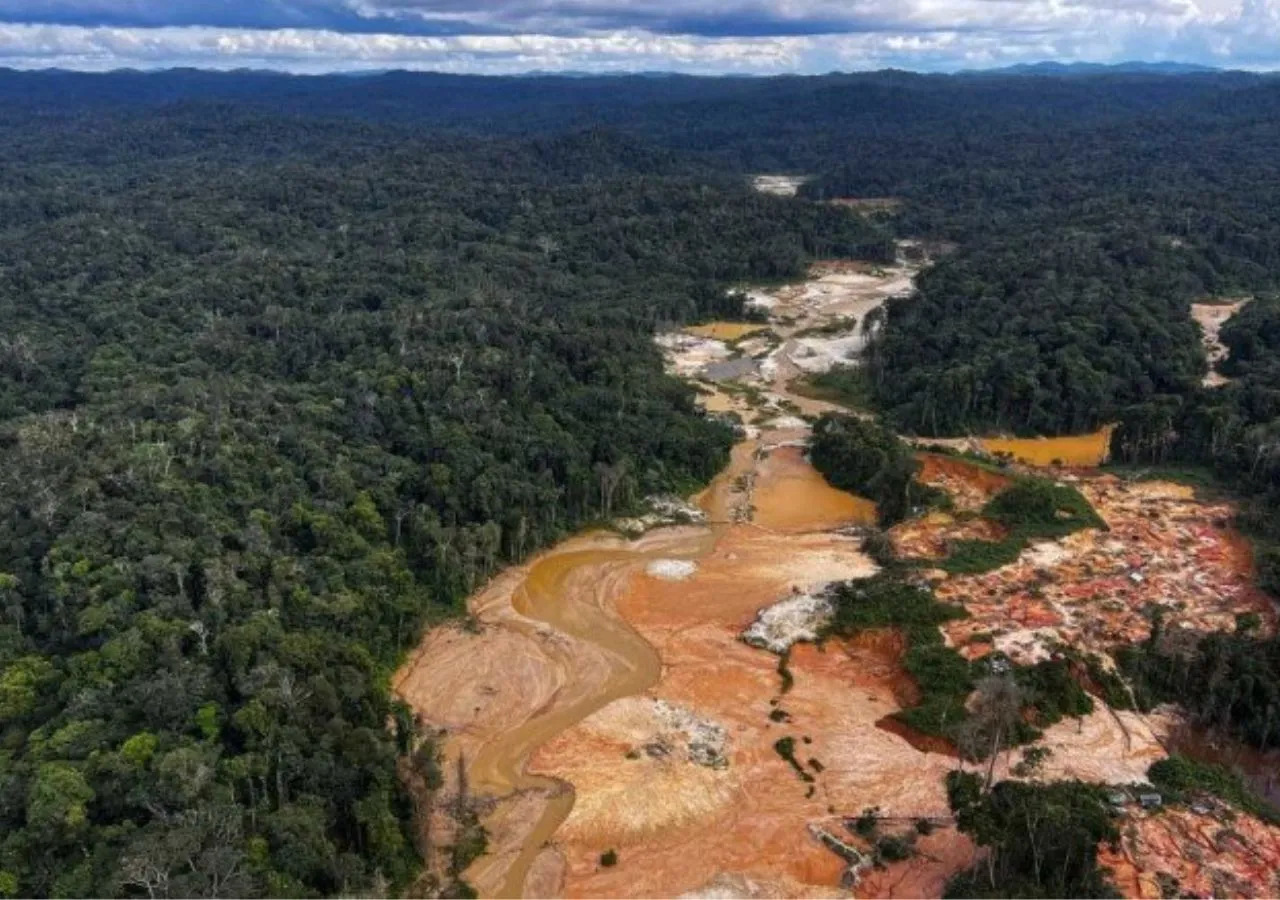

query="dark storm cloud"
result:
[0,0,497,34]
[0,0,895,37]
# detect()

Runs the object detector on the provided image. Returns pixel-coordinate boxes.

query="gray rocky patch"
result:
[653,699,729,769]
[614,494,707,536]
[741,590,835,655]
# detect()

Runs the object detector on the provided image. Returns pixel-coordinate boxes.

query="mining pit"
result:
[394,253,1280,898]
[752,174,810,196]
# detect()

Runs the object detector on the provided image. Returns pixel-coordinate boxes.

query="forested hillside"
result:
[20,67,1273,439]
[0,107,888,896]
[837,101,1280,436]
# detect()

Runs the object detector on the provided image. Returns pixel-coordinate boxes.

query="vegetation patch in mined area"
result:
[820,575,1096,753]
[1147,755,1280,824]
[945,771,1119,898]
[937,476,1106,575]
[809,413,945,525]
[1117,613,1280,752]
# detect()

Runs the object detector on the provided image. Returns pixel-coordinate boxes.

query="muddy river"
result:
[471,545,675,898]
[394,422,890,897]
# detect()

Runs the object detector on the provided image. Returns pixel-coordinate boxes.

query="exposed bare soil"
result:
[1192,298,1250,387]
[922,470,1276,665]
[752,175,809,197]
[916,453,1011,510]
[1100,805,1280,898]
[394,256,1280,898]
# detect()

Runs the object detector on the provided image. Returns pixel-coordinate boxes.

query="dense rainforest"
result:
[3,66,1280,897]
[0,103,888,897]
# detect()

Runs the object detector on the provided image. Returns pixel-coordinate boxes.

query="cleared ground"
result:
[395,256,1280,899]
[1192,298,1250,388]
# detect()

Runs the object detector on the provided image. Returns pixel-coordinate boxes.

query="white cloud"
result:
[0,0,1275,74]
[0,23,811,72]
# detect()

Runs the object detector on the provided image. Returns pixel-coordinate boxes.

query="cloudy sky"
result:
[0,0,1276,74]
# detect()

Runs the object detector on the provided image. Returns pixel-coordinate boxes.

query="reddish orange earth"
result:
[528,516,967,898]
[1101,806,1280,898]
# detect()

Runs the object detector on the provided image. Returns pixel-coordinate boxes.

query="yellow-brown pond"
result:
[980,426,1114,467]
[753,444,877,531]
[696,386,740,415]
[685,321,767,341]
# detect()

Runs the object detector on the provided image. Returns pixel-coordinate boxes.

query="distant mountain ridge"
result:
[0,60,1237,81]
[968,60,1223,76]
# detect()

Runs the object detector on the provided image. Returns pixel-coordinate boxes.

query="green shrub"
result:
[938,537,1024,575]
[984,478,1105,535]
[938,477,1105,575]
[1084,654,1133,710]
[1016,658,1093,725]
[809,413,944,525]
[945,772,1118,898]
[1118,628,1280,750]
[794,365,876,410]
[823,575,967,647]
[876,834,915,862]
[1148,755,1280,824]
[773,737,814,782]
[854,806,880,838]
[776,650,794,694]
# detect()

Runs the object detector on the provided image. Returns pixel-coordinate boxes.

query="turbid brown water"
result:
[474,542,703,898]
[395,434,759,897]
[752,444,877,531]
[394,423,888,897]
[685,321,768,341]
[1166,721,1280,807]
[979,426,1114,467]
[461,428,881,896]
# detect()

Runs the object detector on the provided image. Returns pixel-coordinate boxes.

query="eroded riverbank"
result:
[394,430,885,895]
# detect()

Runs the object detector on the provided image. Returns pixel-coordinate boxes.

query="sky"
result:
[0,0,1276,75]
